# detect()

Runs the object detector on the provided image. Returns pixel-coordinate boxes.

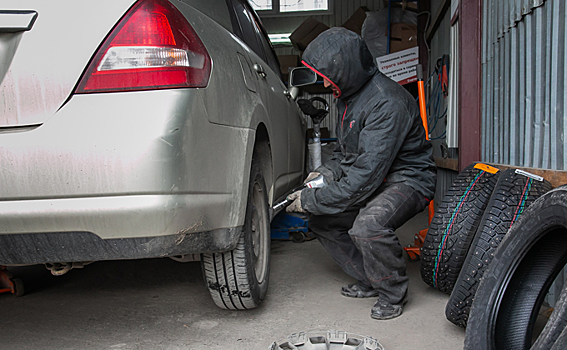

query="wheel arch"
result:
[251,122,274,206]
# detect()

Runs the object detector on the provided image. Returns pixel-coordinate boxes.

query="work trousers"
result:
[309,182,430,305]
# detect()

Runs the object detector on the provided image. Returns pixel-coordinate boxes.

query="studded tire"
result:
[464,185,567,350]
[446,169,552,328]
[201,158,270,309]
[420,162,500,294]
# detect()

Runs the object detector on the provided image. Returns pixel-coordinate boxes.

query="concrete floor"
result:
[0,212,465,349]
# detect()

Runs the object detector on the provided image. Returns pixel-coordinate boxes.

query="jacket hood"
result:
[302,27,377,99]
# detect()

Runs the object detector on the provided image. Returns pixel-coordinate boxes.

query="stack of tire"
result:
[421,162,567,349]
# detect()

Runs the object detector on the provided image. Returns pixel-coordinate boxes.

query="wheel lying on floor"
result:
[446,169,552,328]
[464,185,567,350]
[270,330,385,350]
[421,162,500,294]
[201,159,270,309]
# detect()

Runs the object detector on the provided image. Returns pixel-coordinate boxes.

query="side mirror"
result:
[289,67,317,87]
[285,86,300,100]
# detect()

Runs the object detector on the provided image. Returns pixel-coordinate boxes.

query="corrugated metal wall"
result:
[482,0,566,169]
[482,0,567,307]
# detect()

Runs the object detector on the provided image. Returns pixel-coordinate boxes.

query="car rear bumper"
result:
[0,228,241,265]
[0,90,256,264]
[0,193,243,264]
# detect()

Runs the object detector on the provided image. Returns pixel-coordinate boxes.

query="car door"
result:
[228,0,305,198]
[246,7,306,189]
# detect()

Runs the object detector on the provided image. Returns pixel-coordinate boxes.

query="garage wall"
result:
[481,0,567,307]
[259,0,387,138]
[265,0,462,201]
[425,0,458,204]
[261,0,385,44]
[481,0,566,170]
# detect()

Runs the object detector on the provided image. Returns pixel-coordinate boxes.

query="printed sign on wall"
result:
[376,46,419,86]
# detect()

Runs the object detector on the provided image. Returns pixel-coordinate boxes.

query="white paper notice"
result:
[376,46,419,85]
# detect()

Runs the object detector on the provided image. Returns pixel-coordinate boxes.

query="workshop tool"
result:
[272,96,329,213]
[298,96,330,170]
[404,64,435,261]
[272,174,326,212]
[270,97,330,241]
[270,212,312,243]
[439,54,450,97]
[0,266,24,296]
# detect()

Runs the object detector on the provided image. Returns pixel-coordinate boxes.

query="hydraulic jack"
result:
[0,266,24,296]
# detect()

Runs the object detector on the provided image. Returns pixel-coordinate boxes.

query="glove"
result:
[286,191,305,213]
[304,171,321,184]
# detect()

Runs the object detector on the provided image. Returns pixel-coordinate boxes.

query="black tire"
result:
[13,277,24,297]
[532,283,567,350]
[291,231,306,243]
[421,162,500,294]
[464,185,567,350]
[201,159,270,309]
[550,326,567,350]
[446,169,552,328]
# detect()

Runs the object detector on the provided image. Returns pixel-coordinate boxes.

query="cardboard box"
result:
[278,55,300,81]
[389,23,418,53]
[342,6,369,35]
[290,17,330,51]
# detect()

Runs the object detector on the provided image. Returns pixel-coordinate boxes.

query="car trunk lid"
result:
[0,1,136,127]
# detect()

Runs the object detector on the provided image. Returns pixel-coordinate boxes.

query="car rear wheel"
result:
[201,159,270,309]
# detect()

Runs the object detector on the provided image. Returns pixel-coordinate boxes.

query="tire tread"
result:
[446,169,552,327]
[420,163,500,294]
[201,159,270,310]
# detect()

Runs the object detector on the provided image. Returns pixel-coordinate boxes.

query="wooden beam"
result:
[458,0,482,172]
[488,164,567,189]
[425,0,451,42]
[435,157,459,172]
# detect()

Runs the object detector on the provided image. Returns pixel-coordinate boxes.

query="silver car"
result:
[0,0,306,309]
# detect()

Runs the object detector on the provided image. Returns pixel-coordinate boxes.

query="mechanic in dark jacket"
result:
[286,28,436,320]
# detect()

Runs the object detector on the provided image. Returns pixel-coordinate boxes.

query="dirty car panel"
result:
[0,0,306,267]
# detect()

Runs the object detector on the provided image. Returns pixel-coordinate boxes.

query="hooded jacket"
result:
[300,28,436,215]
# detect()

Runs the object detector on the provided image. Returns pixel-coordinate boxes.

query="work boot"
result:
[341,282,379,298]
[370,294,408,320]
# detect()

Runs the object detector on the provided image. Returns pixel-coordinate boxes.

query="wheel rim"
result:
[251,181,269,284]
[272,331,384,350]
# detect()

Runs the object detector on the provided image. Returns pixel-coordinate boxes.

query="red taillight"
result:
[75,0,211,93]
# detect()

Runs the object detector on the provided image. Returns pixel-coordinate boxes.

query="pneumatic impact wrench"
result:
[272,174,326,211]
[272,97,330,212]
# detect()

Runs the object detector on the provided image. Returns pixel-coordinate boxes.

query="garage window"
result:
[249,0,332,16]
